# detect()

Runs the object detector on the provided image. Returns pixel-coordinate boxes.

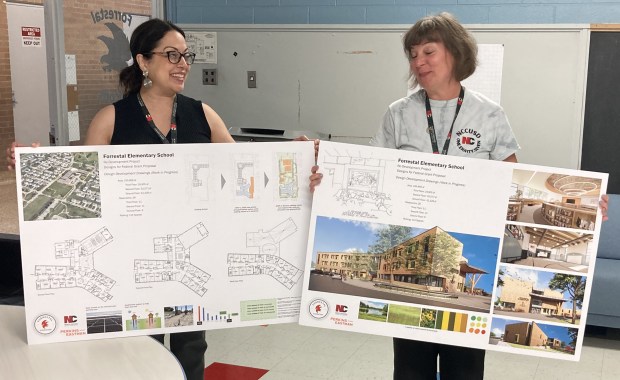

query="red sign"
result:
[21,26,41,37]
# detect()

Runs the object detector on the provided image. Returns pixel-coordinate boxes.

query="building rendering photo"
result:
[490,317,577,355]
[309,217,499,312]
[494,266,585,325]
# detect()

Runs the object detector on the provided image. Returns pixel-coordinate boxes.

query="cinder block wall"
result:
[167,0,620,25]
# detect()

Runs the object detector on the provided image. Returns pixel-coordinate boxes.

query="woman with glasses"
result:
[84,18,233,380]
[85,18,234,146]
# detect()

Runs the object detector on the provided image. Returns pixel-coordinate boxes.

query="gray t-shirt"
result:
[370,88,520,161]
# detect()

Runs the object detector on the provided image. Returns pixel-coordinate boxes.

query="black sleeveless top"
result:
[111,93,212,145]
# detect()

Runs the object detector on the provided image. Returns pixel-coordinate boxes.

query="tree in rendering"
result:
[548,274,585,324]
[368,225,412,282]
[368,225,412,253]
[567,328,578,348]
[430,230,461,285]
[497,268,505,287]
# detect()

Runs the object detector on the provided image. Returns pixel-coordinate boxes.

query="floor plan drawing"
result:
[134,222,211,296]
[277,152,299,199]
[235,158,256,199]
[228,218,303,289]
[35,227,115,301]
[17,142,315,344]
[322,148,392,216]
[188,158,210,201]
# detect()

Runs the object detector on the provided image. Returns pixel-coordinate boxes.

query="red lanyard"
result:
[424,86,464,155]
[137,93,178,144]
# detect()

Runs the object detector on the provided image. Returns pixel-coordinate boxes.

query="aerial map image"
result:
[20,152,101,221]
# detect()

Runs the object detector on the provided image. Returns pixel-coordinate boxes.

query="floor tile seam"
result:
[261,369,331,380]
[258,339,301,371]
[324,346,360,378]
[204,332,255,359]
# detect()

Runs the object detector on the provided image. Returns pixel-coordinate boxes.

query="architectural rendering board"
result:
[299,141,607,361]
[15,142,315,344]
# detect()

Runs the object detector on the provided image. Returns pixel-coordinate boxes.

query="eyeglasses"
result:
[149,50,196,65]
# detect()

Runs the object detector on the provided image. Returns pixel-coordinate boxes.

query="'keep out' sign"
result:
[21,26,42,47]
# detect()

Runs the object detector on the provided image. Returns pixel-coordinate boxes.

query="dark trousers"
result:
[393,338,485,380]
[152,331,208,380]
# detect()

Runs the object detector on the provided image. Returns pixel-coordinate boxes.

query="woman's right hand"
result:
[310,165,323,193]
[6,142,40,170]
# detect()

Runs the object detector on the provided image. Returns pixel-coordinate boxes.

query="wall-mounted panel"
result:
[181,25,589,169]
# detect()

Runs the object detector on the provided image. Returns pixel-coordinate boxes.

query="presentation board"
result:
[15,142,315,344]
[181,24,590,170]
[300,141,607,361]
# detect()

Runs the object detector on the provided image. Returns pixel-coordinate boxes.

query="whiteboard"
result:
[180,24,590,169]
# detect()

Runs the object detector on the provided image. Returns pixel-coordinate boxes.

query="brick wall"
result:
[63,1,151,145]
[0,1,151,172]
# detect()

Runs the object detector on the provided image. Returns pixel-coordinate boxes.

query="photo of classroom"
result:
[493,265,585,325]
[501,224,593,273]
[507,170,602,232]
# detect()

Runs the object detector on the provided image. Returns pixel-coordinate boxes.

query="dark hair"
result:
[119,18,186,96]
[402,12,478,88]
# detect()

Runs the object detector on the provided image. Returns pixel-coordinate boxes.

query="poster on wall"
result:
[186,31,217,64]
[15,141,315,345]
[299,141,607,361]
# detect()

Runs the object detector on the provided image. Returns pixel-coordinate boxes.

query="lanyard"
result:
[424,86,465,155]
[136,93,178,144]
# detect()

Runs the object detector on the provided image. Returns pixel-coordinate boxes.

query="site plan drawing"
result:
[16,142,315,344]
[299,141,607,362]
[20,151,100,221]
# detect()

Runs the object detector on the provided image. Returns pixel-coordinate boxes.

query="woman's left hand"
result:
[310,165,323,193]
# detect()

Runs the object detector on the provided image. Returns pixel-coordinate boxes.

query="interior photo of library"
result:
[501,224,593,273]
[507,170,602,232]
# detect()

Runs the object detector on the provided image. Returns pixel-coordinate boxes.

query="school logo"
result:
[63,315,78,325]
[455,128,482,154]
[335,304,349,315]
[97,22,132,72]
[308,299,329,319]
[34,314,57,335]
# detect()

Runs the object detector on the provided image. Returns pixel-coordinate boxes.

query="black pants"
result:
[393,338,485,380]
[152,331,208,380]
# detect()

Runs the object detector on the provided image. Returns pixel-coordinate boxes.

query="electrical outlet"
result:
[247,71,256,88]
[202,69,217,85]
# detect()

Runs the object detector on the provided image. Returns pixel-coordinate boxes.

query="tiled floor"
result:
[204,323,620,379]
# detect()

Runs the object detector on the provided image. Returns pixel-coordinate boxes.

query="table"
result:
[0,305,185,379]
